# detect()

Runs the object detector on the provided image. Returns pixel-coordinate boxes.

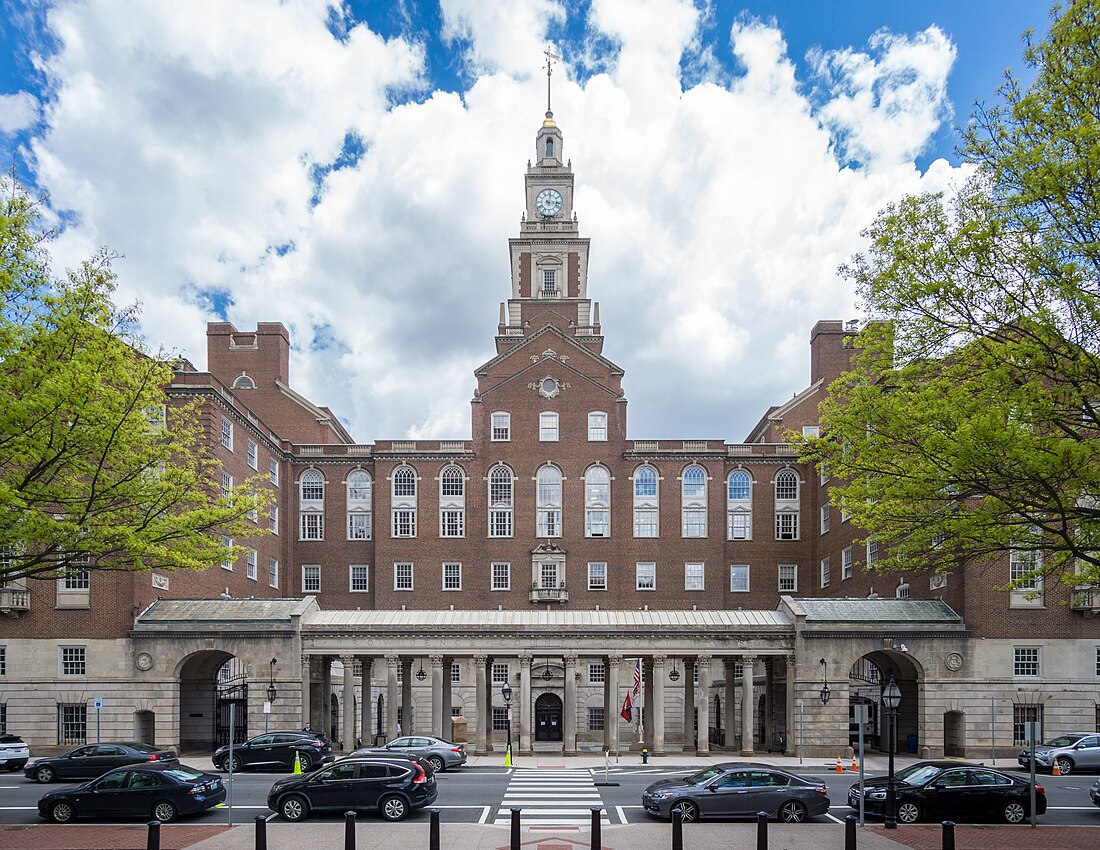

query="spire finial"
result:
[543,47,560,116]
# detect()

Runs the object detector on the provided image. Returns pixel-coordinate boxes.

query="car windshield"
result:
[161,766,205,782]
[1040,736,1079,748]
[894,763,942,782]
[683,767,725,785]
[898,765,943,786]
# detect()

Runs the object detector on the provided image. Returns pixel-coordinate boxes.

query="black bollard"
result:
[590,807,602,850]
[255,814,268,850]
[941,821,955,850]
[671,807,683,850]
[146,820,160,850]
[756,811,768,850]
[344,810,356,850]
[430,808,441,850]
[845,814,857,850]
[510,807,522,850]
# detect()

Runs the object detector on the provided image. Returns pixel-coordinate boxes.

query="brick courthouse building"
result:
[1,112,1097,759]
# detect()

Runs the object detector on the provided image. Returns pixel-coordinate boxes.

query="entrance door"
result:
[944,711,965,758]
[534,693,563,742]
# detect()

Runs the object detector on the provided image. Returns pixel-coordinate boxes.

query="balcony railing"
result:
[1071,586,1100,613]
[0,587,31,616]
[529,583,569,603]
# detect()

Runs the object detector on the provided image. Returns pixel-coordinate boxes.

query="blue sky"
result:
[0,1,1052,441]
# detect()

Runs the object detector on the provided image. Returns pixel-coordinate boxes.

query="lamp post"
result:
[501,682,513,768]
[881,676,902,829]
[265,658,278,733]
[819,658,830,705]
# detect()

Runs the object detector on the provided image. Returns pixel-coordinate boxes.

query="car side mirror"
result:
[707,785,717,792]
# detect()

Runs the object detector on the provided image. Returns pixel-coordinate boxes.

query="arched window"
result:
[488,465,514,537]
[393,466,416,498]
[774,469,800,540]
[346,470,371,540]
[232,374,255,389]
[585,465,610,537]
[775,469,799,500]
[681,465,707,538]
[440,465,465,538]
[633,465,659,537]
[727,469,752,541]
[536,465,562,537]
[299,470,325,540]
[391,465,417,538]
[545,138,554,158]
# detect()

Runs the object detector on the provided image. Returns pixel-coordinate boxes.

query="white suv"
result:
[0,734,30,772]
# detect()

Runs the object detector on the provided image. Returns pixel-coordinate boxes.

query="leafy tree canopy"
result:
[805,0,1100,592]
[1,178,269,585]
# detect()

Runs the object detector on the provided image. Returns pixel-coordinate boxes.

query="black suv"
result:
[267,756,437,821]
[213,732,333,773]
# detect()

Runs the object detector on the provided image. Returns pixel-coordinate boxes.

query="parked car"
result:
[1018,732,1100,775]
[849,763,1045,824]
[852,760,981,790]
[1090,777,1100,808]
[25,742,178,783]
[213,731,333,773]
[38,762,225,823]
[353,736,466,772]
[267,756,437,822]
[0,733,30,772]
[642,763,830,823]
[344,748,435,778]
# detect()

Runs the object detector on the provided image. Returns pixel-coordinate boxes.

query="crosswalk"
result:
[493,768,611,827]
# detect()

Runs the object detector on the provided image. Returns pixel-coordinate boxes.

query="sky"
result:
[0,0,1052,442]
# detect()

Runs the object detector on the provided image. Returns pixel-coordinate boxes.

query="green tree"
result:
[0,178,268,585]
[806,0,1100,592]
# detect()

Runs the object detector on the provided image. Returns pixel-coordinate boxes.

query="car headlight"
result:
[867,791,886,800]
[649,790,674,799]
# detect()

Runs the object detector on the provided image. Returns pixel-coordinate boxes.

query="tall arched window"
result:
[488,465,514,537]
[346,470,372,540]
[726,469,752,541]
[299,470,325,540]
[681,465,707,537]
[633,465,659,537]
[440,465,465,538]
[585,465,610,537]
[391,465,417,538]
[536,465,562,537]
[774,469,800,540]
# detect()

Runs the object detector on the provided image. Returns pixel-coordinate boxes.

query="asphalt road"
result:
[1,763,1097,828]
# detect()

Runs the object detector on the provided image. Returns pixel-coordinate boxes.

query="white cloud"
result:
[0,91,40,134]
[26,0,965,442]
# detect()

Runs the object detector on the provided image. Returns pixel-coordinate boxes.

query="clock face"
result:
[535,188,564,218]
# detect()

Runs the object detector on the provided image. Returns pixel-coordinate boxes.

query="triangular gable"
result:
[475,323,623,378]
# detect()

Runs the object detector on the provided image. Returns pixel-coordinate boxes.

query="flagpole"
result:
[637,658,644,746]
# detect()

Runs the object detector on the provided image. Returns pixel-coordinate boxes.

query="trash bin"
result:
[906,734,918,754]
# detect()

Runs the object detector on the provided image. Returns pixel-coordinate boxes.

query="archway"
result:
[178,650,247,752]
[944,711,966,757]
[847,650,923,755]
[534,692,562,742]
[134,710,155,745]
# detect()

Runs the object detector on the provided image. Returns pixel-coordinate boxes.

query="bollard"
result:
[671,807,683,850]
[255,814,267,850]
[430,808,441,850]
[941,821,955,850]
[344,811,356,850]
[590,806,602,850]
[845,814,857,850]
[756,811,768,850]
[510,807,522,850]
[146,820,160,850]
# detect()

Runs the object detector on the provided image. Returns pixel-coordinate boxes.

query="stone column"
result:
[683,659,695,751]
[605,655,621,752]
[401,659,413,735]
[564,654,578,754]
[642,657,654,747]
[652,655,666,755]
[741,656,756,756]
[475,655,488,753]
[518,655,532,753]
[724,660,738,750]
[321,657,332,739]
[696,656,711,755]
[763,659,774,752]
[430,655,444,738]
[386,655,399,740]
[341,655,356,751]
[441,658,453,741]
[358,656,372,749]
[301,654,312,729]
[783,656,795,755]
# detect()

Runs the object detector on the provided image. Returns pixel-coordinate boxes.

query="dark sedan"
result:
[38,762,225,823]
[351,736,467,772]
[849,763,1045,824]
[213,731,333,773]
[267,756,437,821]
[1090,777,1100,808]
[642,763,830,822]
[25,742,178,783]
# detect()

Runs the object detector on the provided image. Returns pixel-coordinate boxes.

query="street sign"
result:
[93,698,103,710]
[263,701,271,714]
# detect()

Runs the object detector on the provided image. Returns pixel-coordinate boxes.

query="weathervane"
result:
[543,47,560,116]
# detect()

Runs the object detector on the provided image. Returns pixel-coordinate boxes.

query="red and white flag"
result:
[620,693,633,722]
[632,658,642,705]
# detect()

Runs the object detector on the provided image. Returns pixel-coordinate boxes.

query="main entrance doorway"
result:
[534,693,563,742]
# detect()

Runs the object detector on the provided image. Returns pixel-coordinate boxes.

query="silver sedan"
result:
[351,736,467,772]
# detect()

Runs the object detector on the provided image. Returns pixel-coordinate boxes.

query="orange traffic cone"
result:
[1052,761,1061,777]
[850,756,859,772]
[835,757,843,774]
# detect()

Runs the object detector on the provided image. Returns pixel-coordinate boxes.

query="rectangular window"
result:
[866,537,879,564]
[221,418,233,451]
[394,562,414,591]
[247,440,258,470]
[269,507,279,534]
[1010,546,1042,590]
[246,549,257,581]
[778,564,798,592]
[302,565,320,593]
[636,562,656,590]
[540,412,559,441]
[491,562,511,590]
[727,512,750,540]
[682,507,707,538]
[221,471,233,504]
[392,509,416,538]
[449,663,461,685]
[268,558,279,589]
[491,412,510,442]
[588,562,607,590]
[820,557,830,588]
[1096,647,1100,677]
[539,561,559,589]
[802,425,820,438]
[348,511,371,540]
[220,536,233,570]
[589,662,606,684]
[0,702,5,733]
[60,646,86,676]
[585,509,609,537]
[489,509,512,537]
[492,707,508,732]
[1013,703,1044,746]
[685,562,705,591]
[542,269,556,294]
[587,707,605,732]
[61,570,90,591]
[491,663,509,684]
[820,505,830,533]
[0,646,6,676]
[775,512,799,540]
[537,509,561,537]
[1014,647,1040,677]
[588,412,607,441]
[439,508,464,538]
[730,564,750,592]
[269,459,279,485]
[443,562,462,590]
[58,703,87,745]
[842,546,853,580]
[634,507,658,537]
[350,564,370,592]
[300,512,324,540]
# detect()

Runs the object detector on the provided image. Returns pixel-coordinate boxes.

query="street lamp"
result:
[265,658,278,733]
[819,658,831,705]
[501,682,514,767]
[881,676,902,829]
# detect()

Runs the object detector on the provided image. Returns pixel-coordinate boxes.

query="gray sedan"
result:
[642,763,830,823]
[351,736,467,772]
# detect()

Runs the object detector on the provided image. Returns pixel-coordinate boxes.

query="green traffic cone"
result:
[293,752,302,774]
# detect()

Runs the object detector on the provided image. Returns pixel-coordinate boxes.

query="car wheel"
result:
[280,794,309,822]
[673,800,700,822]
[778,800,807,823]
[49,802,75,823]
[428,756,445,773]
[896,801,921,824]
[229,755,244,773]
[379,794,409,822]
[1004,802,1026,824]
[296,753,312,772]
[1053,757,1073,776]
[36,766,57,783]
[153,801,178,823]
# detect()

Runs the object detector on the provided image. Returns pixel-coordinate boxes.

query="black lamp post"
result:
[265,658,278,733]
[501,682,514,767]
[819,658,831,705]
[882,676,902,829]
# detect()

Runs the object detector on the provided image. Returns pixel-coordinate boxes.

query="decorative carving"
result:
[945,652,964,672]
[134,652,154,671]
